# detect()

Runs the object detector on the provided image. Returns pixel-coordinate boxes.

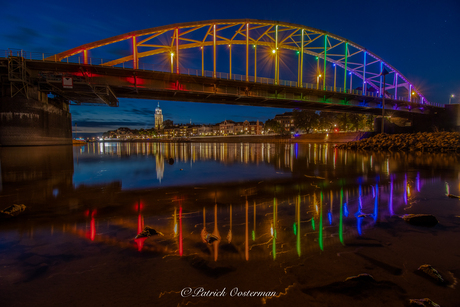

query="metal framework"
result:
[48,19,428,105]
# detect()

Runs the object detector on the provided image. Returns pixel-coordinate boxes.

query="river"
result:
[1,142,459,306]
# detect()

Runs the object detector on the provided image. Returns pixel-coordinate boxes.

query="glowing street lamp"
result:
[317,74,322,90]
[449,94,455,104]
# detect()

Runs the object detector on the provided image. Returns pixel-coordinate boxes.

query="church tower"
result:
[154,102,164,130]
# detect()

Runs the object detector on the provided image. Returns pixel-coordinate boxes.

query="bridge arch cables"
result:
[49,19,430,105]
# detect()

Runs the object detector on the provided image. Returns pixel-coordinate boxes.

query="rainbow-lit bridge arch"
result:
[51,19,430,105]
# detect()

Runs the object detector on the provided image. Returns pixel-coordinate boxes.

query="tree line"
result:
[265,110,375,134]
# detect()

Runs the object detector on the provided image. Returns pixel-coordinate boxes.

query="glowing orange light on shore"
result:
[173,208,178,236]
[179,206,183,256]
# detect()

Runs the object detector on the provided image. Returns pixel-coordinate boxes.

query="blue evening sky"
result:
[1,0,458,135]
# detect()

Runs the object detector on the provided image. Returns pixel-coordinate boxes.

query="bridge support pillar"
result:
[0,86,72,146]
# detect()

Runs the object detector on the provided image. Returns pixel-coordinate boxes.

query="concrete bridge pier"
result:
[0,86,72,146]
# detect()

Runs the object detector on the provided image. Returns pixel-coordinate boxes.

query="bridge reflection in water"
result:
[1,142,458,262]
[2,142,460,306]
[58,174,440,261]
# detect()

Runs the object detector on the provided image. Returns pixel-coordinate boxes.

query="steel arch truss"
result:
[50,19,430,105]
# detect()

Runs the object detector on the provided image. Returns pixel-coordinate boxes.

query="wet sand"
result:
[1,177,459,307]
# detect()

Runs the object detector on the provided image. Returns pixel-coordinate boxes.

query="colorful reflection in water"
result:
[339,188,344,245]
[2,142,460,307]
[1,142,459,263]
[319,191,323,251]
[54,172,432,261]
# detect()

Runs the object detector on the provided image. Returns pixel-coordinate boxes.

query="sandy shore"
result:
[1,176,459,306]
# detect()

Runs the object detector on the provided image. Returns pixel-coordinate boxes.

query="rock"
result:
[135,226,164,239]
[301,273,406,298]
[1,204,26,216]
[336,132,460,153]
[417,264,445,284]
[409,298,441,307]
[205,233,220,244]
[402,214,438,227]
[344,273,375,283]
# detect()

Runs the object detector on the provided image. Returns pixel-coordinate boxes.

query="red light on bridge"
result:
[125,76,145,87]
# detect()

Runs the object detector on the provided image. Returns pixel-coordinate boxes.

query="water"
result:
[1,142,460,306]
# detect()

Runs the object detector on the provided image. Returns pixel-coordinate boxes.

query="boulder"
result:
[1,204,26,216]
[417,264,445,284]
[409,298,440,307]
[402,214,438,227]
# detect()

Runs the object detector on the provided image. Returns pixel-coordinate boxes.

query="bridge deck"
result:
[0,57,443,116]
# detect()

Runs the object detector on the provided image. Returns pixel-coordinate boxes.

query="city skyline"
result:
[1,0,458,135]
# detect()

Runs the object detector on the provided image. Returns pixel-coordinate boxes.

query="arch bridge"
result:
[2,19,442,115]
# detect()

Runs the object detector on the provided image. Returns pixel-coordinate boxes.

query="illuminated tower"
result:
[155,102,164,130]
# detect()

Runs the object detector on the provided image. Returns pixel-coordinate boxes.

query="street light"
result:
[449,94,455,104]
[317,74,322,90]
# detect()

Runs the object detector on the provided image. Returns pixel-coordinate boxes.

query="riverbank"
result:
[336,132,460,152]
[95,132,369,144]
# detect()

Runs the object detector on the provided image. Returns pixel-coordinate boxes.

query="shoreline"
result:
[92,132,371,144]
[336,131,460,152]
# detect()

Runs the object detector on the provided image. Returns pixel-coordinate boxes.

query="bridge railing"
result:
[0,49,442,107]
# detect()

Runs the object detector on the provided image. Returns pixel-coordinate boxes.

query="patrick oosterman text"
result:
[181,287,277,298]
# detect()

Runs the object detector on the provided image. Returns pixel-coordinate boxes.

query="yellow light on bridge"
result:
[272,49,276,54]
[412,91,415,95]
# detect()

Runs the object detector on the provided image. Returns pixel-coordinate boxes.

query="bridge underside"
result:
[0,58,453,146]
[13,60,440,117]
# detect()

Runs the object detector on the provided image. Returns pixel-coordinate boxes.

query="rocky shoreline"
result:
[336,132,460,152]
